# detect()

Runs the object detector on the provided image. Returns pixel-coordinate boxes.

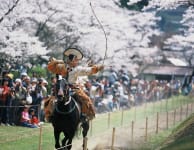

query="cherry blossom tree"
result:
[0,0,193,76]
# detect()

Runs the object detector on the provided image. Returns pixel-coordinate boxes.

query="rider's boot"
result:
[87,104,95,120]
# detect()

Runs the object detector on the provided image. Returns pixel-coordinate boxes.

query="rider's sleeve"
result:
[47,58,68,76]
[75,65,103,76]
[67,65,104,84]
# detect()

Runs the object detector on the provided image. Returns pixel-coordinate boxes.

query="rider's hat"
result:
[63,48,83,60]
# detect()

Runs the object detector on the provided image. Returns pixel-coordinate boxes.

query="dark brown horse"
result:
[50,78,89,150]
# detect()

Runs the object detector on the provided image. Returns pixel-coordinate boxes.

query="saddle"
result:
[73,89,95,120]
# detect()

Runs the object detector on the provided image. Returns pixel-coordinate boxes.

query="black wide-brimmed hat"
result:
[63,48,83,60]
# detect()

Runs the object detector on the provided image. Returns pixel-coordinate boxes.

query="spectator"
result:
[20,106,37,128]
[23,76,31,89]
[20,72,28,87]
[40,78,48,122]
[108,67,118,87]
[9,87,17,126]
[29,108,40,127]
[14,78,27,105]
[35,78,44,105]
[0,78,11,126]
[14,78,27,125]
[30,77,38,105]
[50,76,57,96]
[42,78,48,98]
[5,73,14,88]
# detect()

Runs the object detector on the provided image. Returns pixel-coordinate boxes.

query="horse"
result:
[46,78,89,150]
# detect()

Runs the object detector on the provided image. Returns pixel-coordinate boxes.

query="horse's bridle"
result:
[55,96,76,115]
[55,78,81,116]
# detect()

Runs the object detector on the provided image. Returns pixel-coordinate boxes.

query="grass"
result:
[157,113,194,150]
[0,95,194,150]
[143,124,180,150]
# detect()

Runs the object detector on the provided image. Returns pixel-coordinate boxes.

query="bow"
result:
[89,2,108,65]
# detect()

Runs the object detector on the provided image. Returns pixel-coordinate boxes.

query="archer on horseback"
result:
[46,48,104,121]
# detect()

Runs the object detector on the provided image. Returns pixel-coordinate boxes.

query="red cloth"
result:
[30,116,39,125]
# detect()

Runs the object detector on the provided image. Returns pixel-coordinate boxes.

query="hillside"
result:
[157,113,194,150]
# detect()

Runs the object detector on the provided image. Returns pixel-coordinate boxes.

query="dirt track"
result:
[71,101,193,150]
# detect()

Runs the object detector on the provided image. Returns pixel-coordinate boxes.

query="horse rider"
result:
[46,48,104,121]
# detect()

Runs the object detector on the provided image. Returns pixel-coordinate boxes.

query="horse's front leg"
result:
[54,129,61,149]
[66,138,73,150]
[62,133,72,150]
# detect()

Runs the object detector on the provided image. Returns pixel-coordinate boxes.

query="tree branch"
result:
[0,0,20,23]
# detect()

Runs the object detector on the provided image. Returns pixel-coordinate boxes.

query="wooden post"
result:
[131,121,134,144]
[166,111,168,129]
[152,101,155,114]
[186,103,189,117]
[156,112,159,134]
[145,117,148,142]
[83,137,88,150]
[160,100,162,113]
[165,99,168,112]
[180,106,182,121]
[144,98,147,117]
[38,125,42,150]
[111,128,116,150]
[173,109,176,125]
[190,103,192,115]
[121,109,124,126]
[108,113,110,128]
[38,105,41,122]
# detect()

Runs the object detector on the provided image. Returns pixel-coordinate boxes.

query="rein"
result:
[55,97,81,115]
[55,98,76,115]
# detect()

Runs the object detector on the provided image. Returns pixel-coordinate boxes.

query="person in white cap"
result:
[14,78,27,105]
[47,48,104,121]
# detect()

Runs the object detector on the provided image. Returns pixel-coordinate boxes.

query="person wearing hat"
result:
[14,78,27,105]
[1,71,13,88]
[47,48,104,121]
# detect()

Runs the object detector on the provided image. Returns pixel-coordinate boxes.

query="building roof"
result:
[142,65,193,76]
[167,58,188,67]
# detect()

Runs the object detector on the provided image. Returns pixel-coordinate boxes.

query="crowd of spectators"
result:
[0,70,48,127]
[0,66,193,127]
[82,67,193,113]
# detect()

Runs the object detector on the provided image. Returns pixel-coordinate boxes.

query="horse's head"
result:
[58,78,71,103]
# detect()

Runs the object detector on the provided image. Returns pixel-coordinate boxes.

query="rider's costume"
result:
[47,54,103,120]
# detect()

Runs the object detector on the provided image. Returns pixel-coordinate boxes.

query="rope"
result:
[0,104,40,108]
[55,143,72,150]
